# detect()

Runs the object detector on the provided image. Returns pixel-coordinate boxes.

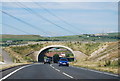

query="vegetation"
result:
[3,47,28,63]
[0,32,119,43]
[66,53,74,58]
[10,44,43,56]
[71,42,119,74]
[8,41,102,59]
[1,33,119,74]
[53,54,59,63]
[52,32,119,42]
[71,61,119,74]
[64,42,102,55]
[0,53,4,62]
[1,35,41,42]
[0,63,31,70]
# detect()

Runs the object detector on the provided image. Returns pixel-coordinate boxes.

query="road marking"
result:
[103,72,119,77]
[0,64,33,80]
[62,72,74,79]
[50,64,74,79]
[55,69,60,72]
[50,64,55,69]
[70,65,119,77]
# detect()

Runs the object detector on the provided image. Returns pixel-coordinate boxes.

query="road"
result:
[1,63,119,80]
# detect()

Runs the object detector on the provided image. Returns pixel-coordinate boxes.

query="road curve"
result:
[1,63,119,80]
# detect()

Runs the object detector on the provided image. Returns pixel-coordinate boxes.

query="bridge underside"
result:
[38,48,52,62]
[36,45,88,62]
[38,47,75,62]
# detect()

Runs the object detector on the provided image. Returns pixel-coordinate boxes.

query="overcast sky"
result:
[1,1,118,37]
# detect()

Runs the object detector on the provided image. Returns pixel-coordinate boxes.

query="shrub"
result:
[104,60,111,66]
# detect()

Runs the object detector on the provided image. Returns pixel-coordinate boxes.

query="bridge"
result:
[28,44,88,62]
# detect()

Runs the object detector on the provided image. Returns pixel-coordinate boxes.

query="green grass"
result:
[1,35,42,41]
[63,42,102,55]
[0,32,119,42]
[10,43,44,57]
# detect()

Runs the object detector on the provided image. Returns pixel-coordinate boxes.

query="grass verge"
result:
[70,61,119,75]
[0,63,32,70]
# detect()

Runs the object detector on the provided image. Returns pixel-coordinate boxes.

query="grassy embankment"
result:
[3,43,45,63]
[64,42,103,56]
[0,63,31,70]
[70,42,119,74]
[4,42,102,62]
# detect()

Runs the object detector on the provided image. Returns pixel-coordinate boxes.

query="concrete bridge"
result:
[29,45,88,62]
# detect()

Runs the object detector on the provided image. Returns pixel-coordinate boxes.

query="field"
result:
[1,35,43,41]
[0,32,119,42]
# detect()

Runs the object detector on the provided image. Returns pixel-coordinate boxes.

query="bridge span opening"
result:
[37,45,75,63]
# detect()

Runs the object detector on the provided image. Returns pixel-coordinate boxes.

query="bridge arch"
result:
[37,45,75,62]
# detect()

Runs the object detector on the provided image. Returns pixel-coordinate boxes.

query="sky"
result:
[1,1,118,37]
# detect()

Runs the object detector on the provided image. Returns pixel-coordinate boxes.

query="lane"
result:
[52,64,119,79]
[1,64,27,78]
[1,63,119,80]
[4,64,70,79]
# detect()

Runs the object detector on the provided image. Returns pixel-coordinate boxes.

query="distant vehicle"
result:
[58,58,69,66]
[44,58,51,64]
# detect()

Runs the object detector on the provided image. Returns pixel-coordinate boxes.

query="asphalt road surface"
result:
[1,63,119,80]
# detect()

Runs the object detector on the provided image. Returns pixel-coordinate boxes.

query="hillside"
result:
[88,42,119,61]
[2,41,103,62]
[52,32,119,42]
[72,41,119,74]
[0,32,119,42]
[1,35,42,41]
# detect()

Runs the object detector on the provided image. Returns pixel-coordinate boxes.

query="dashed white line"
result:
[50,64,74,79]
[50,64,55,69]
[55,69,60,72]
[62,72,74,78]
[0,64,33,81]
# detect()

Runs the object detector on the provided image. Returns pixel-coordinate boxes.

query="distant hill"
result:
[0,32,119,42]
[1,35,42,42]
[51,32,119,42]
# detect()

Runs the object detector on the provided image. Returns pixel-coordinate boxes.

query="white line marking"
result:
[62,72,73,79]
[50,64,74,79]
[50,64,52,67]
[0,64,33,80]
[103,72,119,77]
[89,69,103,73]
[50,64,55,69]
[55,69,60,72]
